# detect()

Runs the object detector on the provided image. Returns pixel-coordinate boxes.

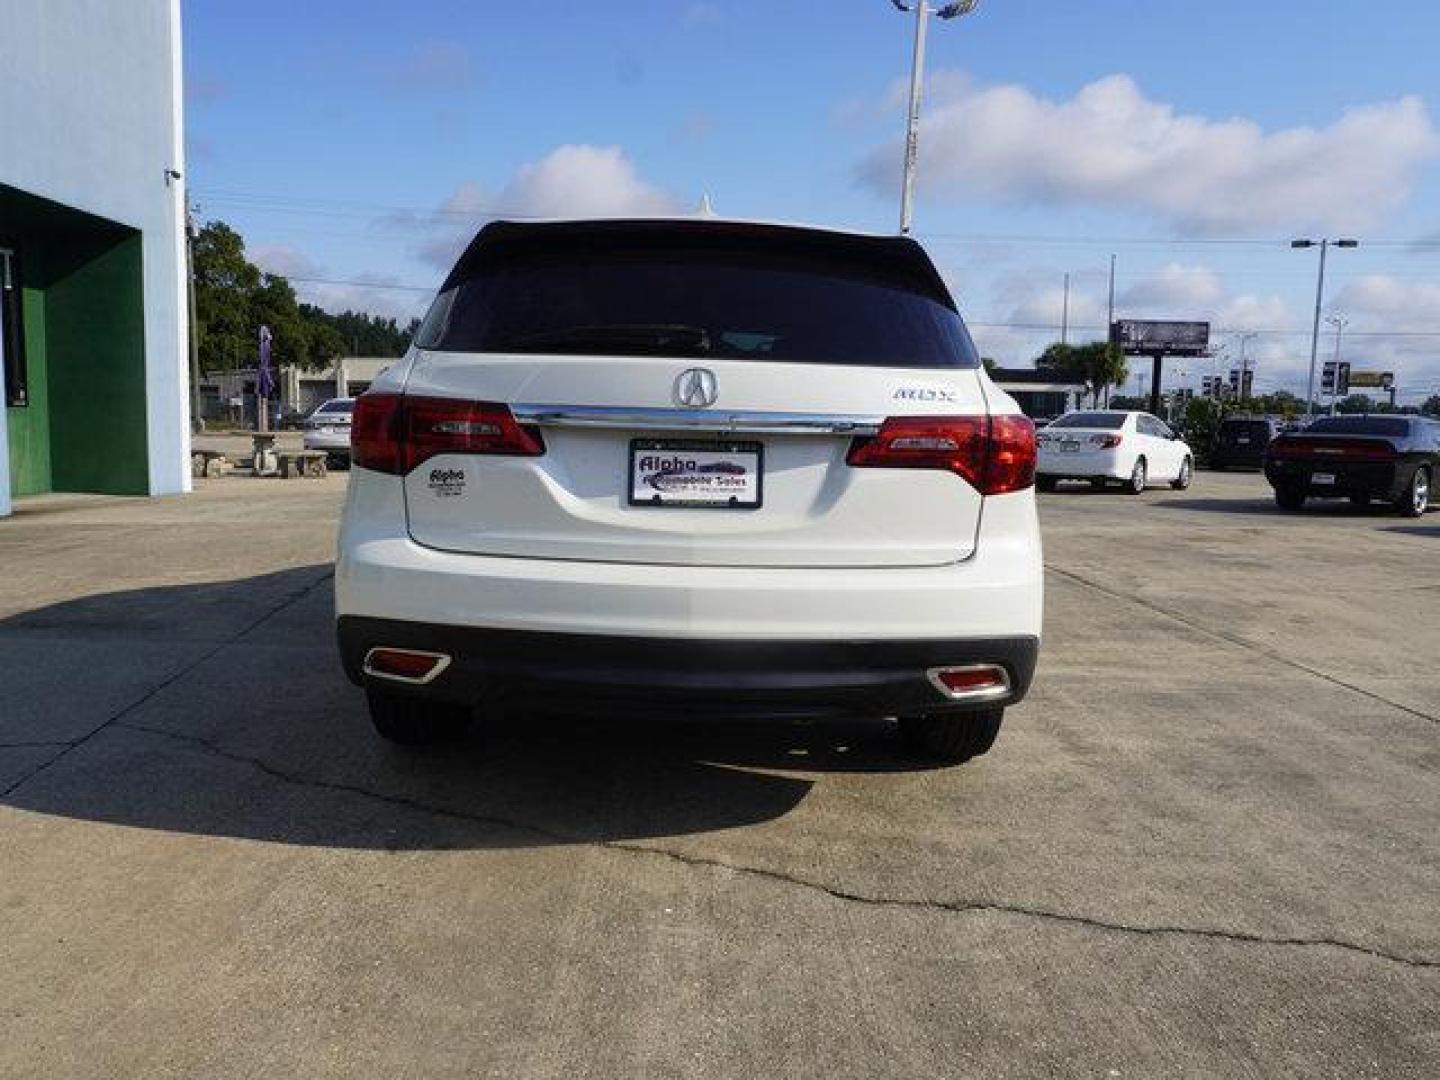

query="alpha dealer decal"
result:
[427,467,467,499]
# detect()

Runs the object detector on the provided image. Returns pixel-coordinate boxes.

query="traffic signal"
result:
[1228,369,1240,393]
[1335,362,1351,396]
[1241,370,1254,397]
[1321,361,1337,394]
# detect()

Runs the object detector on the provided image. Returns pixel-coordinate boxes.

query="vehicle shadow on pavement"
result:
[1159,497,1413,517]
[0,567,928,852]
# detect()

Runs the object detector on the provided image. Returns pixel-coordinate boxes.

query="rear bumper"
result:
[1037,447,1127,480]
[338,616,1038,719]
[304,430,351,452]
[1265,460,1406,498]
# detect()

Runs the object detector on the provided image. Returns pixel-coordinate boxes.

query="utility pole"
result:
[1237,332,1258,409]
[185,202,204,434]
[1326,314,1348,416]
[1104,254,1116,406]
[1293,238,1359,415]
[1060,272,1071,346]
[891,0,980,235]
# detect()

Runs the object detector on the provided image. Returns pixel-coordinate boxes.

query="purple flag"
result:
[257,325,275,398]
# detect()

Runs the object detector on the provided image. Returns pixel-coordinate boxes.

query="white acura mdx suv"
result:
[336,219,1042,764]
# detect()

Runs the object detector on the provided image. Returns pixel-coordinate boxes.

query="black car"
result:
[1264,415,1439,516]
[1209,416,1280,469]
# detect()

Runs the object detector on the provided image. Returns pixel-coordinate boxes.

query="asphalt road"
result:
[0,471,1435,1078]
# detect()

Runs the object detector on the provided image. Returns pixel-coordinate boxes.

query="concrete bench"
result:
[276,450,328,479]
[191,450,232,480]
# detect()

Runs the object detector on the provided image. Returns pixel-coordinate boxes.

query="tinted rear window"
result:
[1305,416,1409,436]
[1220,420,1273,435]
[1047,412,1127,430]
[419,222,979,368]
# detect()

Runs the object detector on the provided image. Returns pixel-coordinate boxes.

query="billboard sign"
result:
[1111,320,1210,357]
[1347,370,1394,390]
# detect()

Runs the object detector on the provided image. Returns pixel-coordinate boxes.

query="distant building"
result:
[990,368,1088,421]
[196,357,395,426]
[1,0,188,518]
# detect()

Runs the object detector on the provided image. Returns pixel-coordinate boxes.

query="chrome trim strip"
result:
[511,404,884,436]
[363,648,453,686]
[925,664,1013,704]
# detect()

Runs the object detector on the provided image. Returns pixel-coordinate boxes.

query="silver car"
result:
[302,398,356,466]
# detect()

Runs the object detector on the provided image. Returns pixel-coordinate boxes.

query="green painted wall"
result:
[3,182,148,501]
[45,234,148,495]
[5,287,51,496]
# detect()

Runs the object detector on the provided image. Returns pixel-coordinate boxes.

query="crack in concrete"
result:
[107,718,1440,972]
[0,570,334,799]
[1046,564,1440,728]
[0,741,73,750]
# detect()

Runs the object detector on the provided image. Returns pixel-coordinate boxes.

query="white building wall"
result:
[0,0,189,510]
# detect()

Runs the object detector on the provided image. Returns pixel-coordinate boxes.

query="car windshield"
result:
[316,401,353,415]
[1047,412,1128,430]
[420,225,980,368]
[1305,416,1409,436]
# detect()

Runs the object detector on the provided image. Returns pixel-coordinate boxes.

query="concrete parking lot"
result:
[0,472,1435,1078]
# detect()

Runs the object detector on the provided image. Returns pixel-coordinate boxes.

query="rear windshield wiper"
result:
[496,324,712,355]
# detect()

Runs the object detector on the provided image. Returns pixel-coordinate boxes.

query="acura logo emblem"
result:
[675,367,719,408]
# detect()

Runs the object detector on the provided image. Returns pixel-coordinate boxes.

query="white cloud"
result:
[397,144,686,269]
[1119,263,1224,310]
[856,73,1439,234]
[251,244,321,280]
[250,244,425,322]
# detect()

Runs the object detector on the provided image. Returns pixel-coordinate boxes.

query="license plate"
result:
[629,439,763,509]
[1060,441,1081,453]
[1312,472,1336,485]
[1237,436,1251,444]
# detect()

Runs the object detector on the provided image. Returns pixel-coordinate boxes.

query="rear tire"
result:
[366,689,471,745]
[1274,485,1306,512]
[1127,458,1148,495]
[1394,467,1430,518]
[1171,457,1194,491]
[899,708,1004,765]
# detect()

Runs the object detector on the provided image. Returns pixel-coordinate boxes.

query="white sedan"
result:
[1036,410,1193,493]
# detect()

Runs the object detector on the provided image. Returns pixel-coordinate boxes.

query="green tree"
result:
[192,218,412,374]
[1036,341,1128,406]
[1335,394,1378,414]
[1421,395,1440,418]
[192,222,261,373]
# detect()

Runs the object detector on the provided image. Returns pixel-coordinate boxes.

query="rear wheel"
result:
[1127,458,1148,494]
[1171,457,1194,491]
[898,708,1004,765]
[1274,485,1306,512]
[366,689,471,745]
[1394,467,1430,518]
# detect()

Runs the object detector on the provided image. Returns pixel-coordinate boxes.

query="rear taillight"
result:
[847,414,1036,495]
[1090,433,1123,449]
[351,393,545,475]
[1268,436,1398,463]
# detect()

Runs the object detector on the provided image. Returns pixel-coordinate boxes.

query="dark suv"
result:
[1209,416,1279,469]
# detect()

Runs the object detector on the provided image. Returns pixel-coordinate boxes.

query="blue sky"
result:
[184,1,1440,401]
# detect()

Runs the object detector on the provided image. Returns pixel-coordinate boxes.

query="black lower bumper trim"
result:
[338,618,1039,720]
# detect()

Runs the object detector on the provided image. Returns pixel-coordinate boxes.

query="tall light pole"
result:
[1326,313,1348,416]
[890,0,980,235]
[1292,238,1358,416]
[1236,331,1258,407]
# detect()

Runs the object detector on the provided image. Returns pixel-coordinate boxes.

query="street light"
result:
[889,0,981,234]
[1325,313,1348,416]
[1292,238,1359,415]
